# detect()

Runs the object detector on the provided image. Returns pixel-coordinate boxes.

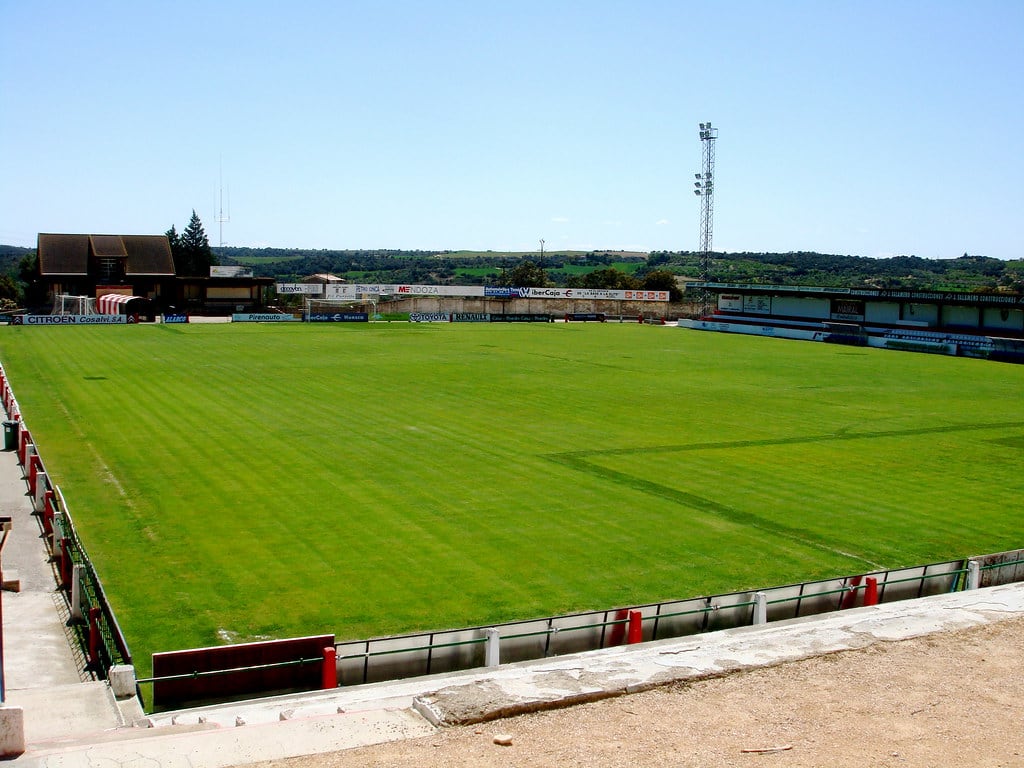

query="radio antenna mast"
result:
[217,160,231,247]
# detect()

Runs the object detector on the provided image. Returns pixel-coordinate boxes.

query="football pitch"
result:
[2,322,1022,673]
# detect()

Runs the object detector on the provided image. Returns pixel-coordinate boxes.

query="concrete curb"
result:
[11,581,1016,767]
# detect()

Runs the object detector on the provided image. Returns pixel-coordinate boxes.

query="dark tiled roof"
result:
[89,235,127,258]
[37,233,175,276]
[121,235,175,275]
[37,233,90,275]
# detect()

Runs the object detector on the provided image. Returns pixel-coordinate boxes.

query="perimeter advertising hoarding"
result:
[743,295,772,314]
[324,284,484,300]
[325,284,670,301]
[11,314,129,325]
[231,314,299,322]
[830,299,865,321]
[451,313,491,322]
[275,283,324,295]
[211,266,254,278]
[409,313,450,322]
[718,294,743,311]
[307,312,369,322]
[523,287,669,301]
[490,314,552,323]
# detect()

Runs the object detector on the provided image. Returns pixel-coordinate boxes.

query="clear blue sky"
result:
[2,1,1022,259]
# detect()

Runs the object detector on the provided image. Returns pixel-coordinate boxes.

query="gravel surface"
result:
[250,615,1024,768]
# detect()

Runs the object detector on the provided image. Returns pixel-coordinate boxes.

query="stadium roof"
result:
[37,233,176,276]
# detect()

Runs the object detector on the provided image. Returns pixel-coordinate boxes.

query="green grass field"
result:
[1,323,1022,675]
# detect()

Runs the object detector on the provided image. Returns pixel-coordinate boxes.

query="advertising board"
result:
[743,295,772,314]
[326,284,671,301]
[490,313,552,323]
[275,283,324,295]
[11,314,129,325]
[451,313,491,322]
[231,314,299,322]
[307,312,369,322]
[409,312,450,322]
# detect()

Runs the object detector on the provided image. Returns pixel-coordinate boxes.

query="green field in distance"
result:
[2,322,1022,673]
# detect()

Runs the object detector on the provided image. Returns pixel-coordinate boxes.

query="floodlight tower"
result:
[693,122,717,317]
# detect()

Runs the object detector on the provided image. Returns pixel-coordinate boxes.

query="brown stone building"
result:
[35,233,272,315]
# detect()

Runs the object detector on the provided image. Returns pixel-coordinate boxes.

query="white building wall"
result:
[770,296,830,319]
[982,307,1024,332]
[943,305,981,328]
[903,303,939,324]
[864,301,901,323]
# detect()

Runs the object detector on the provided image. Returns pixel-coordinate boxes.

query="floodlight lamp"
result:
[699,122,706,130]
[695,173,702,179]
[694,189,701,195]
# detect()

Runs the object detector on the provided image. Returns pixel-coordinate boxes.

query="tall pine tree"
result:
[164,224,183,269]
[175,210,215,276]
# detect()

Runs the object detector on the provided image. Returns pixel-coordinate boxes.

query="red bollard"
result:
[839,575,863,610]
[607,608,629,646]
[60,538,73,589]
[29,454,42,496]
[43,490,55,535]
[626,610,643,644]
[18,428,31,467]
[321,646,337,689]
[864,577,879,606]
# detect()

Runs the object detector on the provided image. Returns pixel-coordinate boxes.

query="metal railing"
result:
[333,557,971,687]
[1,362,132,681]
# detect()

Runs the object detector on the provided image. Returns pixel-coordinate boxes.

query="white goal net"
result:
[52,295,97,315]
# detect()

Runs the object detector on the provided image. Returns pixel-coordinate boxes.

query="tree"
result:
[174,211,215,276]
[569,267,639,290]
[499,260,551,287]
[640,269,683,302]
[17,252,46,308]
[165,224,182,268]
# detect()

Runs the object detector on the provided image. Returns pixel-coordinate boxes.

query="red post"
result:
[839,575,863,610]
[43,490,55,535]
[607,608,629,646]
[60,538,72,589]
[321,646,337,689]
[864,577,879,606]
[29,454,42,496]
[18,428,31,467]
[626,610,643,644]
[87,607,102,666]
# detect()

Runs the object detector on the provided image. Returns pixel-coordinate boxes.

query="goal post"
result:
[52,295,97,316]
[304,297,377,319]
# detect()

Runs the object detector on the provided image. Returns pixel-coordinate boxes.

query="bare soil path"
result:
[251,616,1024,768]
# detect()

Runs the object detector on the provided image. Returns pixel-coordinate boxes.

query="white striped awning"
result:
[97,294,144,315]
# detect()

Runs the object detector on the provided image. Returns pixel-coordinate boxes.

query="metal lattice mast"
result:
[694,122,717,317]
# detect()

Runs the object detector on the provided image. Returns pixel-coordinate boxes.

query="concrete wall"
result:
[903,303,939,324]
[865,301,901,323]
[942,304,981,329]
[378,297,677,317]
[983,306,1024,332]
[770,296,830,319]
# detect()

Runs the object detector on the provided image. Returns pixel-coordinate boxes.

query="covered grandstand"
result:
[682,282,1024,362]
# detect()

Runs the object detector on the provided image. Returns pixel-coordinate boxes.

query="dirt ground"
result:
[251,615,1024,768]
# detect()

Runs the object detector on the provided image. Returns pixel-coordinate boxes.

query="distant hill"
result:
[212,246,1023,294]
[0,245,32,275]
[2,243,1021,295]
